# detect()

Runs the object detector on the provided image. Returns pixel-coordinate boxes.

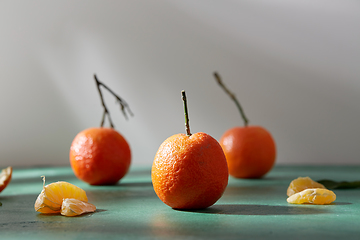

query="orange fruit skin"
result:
[219,126,276,179]
[152,132,229,210]
[69,127,131,185]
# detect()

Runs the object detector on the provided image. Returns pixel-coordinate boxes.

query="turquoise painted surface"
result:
[0,165,359,239]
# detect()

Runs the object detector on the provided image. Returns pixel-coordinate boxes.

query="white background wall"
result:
[1,0,360,167]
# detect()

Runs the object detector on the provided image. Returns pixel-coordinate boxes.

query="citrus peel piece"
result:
[287,176,326,197]
[0,166,12,193]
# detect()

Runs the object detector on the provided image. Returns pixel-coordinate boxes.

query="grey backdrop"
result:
[1,0,360,167]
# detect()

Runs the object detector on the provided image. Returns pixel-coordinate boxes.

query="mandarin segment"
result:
[287,188,336,205]
[287,176,326,197]
[35,191,62,213]
[35,178,88,214]
[61,198,96,217]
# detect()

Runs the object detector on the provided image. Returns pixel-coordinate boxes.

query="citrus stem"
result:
[181,90,192,136]
[94,74,133,128]
[213,72,249,127]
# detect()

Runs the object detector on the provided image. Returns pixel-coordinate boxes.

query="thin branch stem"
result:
[214,72,249,127]
[181,90,192,136]
[94,74,133,128]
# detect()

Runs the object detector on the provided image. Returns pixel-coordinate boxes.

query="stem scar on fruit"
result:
[213,72,249,127]
[94,74,133,128]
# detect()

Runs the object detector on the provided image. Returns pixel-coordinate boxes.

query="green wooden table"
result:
[1,165,359,239]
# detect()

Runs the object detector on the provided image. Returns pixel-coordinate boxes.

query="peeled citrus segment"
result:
[287,176,326,197]
[61,198,96,217]
[34,202,60,214]
[35,179,88,214]
[0,166,12,193]
[287,188,336,205]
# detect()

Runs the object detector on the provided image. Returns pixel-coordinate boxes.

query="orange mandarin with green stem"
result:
[152,90,229,209]
[214,72,276,179]
[69,75,132,185]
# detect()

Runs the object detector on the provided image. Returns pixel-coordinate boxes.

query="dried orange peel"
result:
[287,188,336,205]
[34,177,96,216]
[287,176,326,197]
[286,176,336,205]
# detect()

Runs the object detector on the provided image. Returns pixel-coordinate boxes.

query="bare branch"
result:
[214,72,249,127]
[94,74,133,128]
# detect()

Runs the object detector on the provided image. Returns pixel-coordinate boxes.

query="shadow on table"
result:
[181,204,337,215]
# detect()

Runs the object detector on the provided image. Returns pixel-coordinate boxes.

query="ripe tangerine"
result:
[152,91,229,210]
[152,132,229,209]
[214,72,276,179]
[69,127,131,185]
[220,126,276,178]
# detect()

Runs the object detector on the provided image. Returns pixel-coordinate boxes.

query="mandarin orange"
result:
[220,126,276,178]
[214,72,276,179]
[69,75,132,185]
[70,127,131,185]
[152,91,229,210]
